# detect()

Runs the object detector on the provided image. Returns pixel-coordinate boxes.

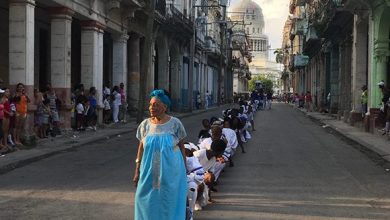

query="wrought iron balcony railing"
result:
[155,0,166,16]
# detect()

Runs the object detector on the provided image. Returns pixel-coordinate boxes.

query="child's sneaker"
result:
[7,135,15,146]
[194,203,202,211]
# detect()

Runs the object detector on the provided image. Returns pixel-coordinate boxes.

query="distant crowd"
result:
[0,82,128,156]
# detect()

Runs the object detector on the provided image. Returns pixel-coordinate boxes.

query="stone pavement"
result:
[293,105,390,164]
[0,105,228,174]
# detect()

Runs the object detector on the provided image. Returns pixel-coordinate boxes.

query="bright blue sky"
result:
[229,0,290,56]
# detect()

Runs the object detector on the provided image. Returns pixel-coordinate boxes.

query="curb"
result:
[0,105,227,175]
[295,108,390,167]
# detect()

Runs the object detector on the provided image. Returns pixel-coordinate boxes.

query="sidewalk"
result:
[293,105,390,164]
[0,105,227,174]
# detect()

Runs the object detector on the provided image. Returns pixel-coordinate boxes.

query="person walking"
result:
[361,85,368,118]
[205,90,210,109]
[305,91,313,112]
[119,83,127,122]
[378,81,390,135]
[133,89,187,220]
[14,83,30,146]
[111,86,121,123]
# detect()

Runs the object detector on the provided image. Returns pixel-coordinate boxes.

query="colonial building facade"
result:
[283,0,390,132]
[0,0,234,129]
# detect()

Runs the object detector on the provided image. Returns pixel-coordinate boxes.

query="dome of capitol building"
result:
[229,0,266,36]
[229,0,269,68]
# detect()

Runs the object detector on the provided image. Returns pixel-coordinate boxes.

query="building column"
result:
[81,21,104,121]
[9,0,35,92]
[338,43,346,116]
[112,33,129,89]
[49,7,74,129]
[372,40,389,107]
[351,13,368,115]
[330,45,340,114]
[127,34,140,112]
[9,0,36,140]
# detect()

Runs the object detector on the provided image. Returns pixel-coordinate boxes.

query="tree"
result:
[248,75,273,93]
[273,48,284,64]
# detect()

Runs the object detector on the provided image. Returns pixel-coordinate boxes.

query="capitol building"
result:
[229,0,282,93]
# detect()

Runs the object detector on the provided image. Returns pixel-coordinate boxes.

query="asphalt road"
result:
[1,103,390,220]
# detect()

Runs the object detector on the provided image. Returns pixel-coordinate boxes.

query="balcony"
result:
[162,3,194,39]
[303,25,321,56]
[291,17,307,35]
[155,0,166,16]
[294,54,309,68]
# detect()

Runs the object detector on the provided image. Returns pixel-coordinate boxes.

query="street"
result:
[1,104,390,220]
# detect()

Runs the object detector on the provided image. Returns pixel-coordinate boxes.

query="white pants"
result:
[213,162,226,180]
[112,104,120,122]
[187,181,198,214]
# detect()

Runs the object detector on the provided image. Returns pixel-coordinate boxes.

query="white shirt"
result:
[103,87,111,96]
[222,128,238,150]
[113,92,121,106]
[198,137,212,150]
[186,157,204,184]
[76,103,84,114]
[103,99,111,110]
[193,149,216,173]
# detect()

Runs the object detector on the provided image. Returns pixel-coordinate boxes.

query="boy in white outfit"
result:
[185,143,205,218]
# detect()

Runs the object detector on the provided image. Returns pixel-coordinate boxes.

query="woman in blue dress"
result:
[133,89,187,220]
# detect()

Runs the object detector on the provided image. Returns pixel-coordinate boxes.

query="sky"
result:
[229,0,290,60]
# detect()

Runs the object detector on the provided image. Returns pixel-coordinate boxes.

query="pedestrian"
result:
[34,89,45,138]
[361,85,368,118]
[198,119,211,144]
[87,87,97,131]
[1,88,12,148]
[266,91,273,110]
[44,84,61,135]
[111,86,121,123]
[119,82,127,122]
[103,95,111,124]
[0,89,6,151]
[196,92,201,109]
[41,98,51,137]
[205,90,210,109]
[133,89,187,220]
[14,83,30,146]
[75,98,85,131]
[305,91,312,112]
[378,81,390,135]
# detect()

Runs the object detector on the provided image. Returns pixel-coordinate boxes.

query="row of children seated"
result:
[185,101,255,219]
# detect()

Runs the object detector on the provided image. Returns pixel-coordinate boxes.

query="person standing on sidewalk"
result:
[378,81,390,135]
[111,86,121,123]
[205,90,210,109]
[305,91,313,112]
[119,83,127,122]
[361,85,368,118]
[133,89,187,220]
[14,83,30,146]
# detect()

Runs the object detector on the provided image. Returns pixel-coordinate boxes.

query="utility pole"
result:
[218,5,226,106]
[188,0,196,112]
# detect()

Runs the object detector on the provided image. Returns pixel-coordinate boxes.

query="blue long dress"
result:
[135,117,187,220]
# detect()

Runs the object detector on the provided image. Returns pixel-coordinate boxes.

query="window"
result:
[258,28,260,33]
[253,27,255,33]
